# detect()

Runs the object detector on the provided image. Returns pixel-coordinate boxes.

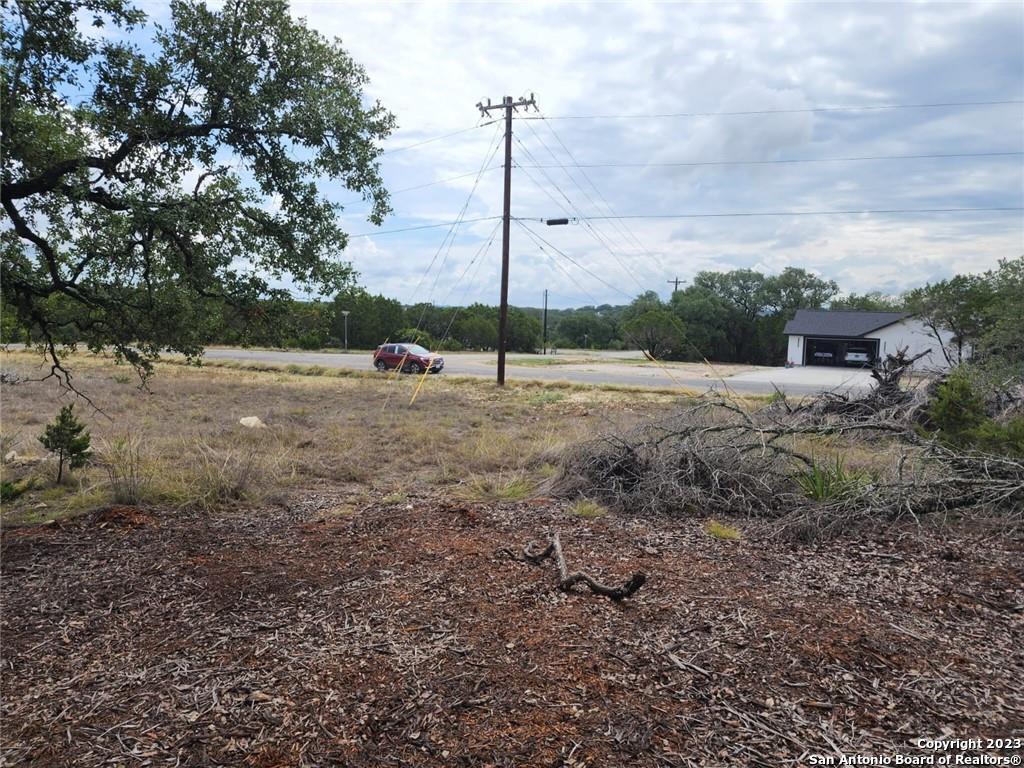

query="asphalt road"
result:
[202,347,875,396]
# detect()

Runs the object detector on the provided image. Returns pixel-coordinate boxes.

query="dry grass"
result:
[97,433,151,505]
[457,471,535,502]
[571,499,607,518]
[0,350,672,524]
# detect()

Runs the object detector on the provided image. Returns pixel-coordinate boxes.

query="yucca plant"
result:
[796,456,871,501]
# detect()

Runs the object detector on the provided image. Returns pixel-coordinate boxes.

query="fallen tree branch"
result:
[522,532,646,601]
[554,393,1024,539]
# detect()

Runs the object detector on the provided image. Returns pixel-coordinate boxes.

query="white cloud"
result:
[289,0,1022,308]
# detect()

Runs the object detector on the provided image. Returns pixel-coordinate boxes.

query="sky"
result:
[149,1,1024,308]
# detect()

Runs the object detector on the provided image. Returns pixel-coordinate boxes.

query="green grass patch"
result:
[458,472,534,502]
[705,518,741,540]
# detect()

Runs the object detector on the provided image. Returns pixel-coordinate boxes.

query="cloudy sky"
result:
[133,1,1022,308]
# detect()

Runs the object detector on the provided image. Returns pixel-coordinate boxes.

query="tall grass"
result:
[99,433,151,505]
[189,438,282,510]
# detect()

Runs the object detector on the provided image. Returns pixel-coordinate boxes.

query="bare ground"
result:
[2,352,1022,766]
[2,493,1022,766]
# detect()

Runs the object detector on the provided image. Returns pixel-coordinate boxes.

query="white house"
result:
[783,309,957,370]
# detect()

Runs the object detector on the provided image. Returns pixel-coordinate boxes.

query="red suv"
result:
[373,343,444,374]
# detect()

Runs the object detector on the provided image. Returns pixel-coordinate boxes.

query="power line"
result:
[520,206,1023,222]
[348,215,501,238]
[526,99,1024,121]
[514,150,1024,170]
[444,220,502,308]
[516,220,634,301]
[437,222,503,346]
[511,158,573,217]
[342,149,1018,208]
[512,139,645,292]
[341,167,503,207]
[350,205,1019,238]
[379,120,498,156]
[410,124,505,317]
[517,222,603,306]
[530,113,664,281]
[512,134,648,293]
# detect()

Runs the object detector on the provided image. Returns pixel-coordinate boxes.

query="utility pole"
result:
[667,276,684,293]
[476,93,537,385]
[542,289,548,355]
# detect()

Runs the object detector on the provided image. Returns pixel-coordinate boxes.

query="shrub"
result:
[966,416,1024,458]
[296,331,326,350]
[925,368,1024,457]
[38,404,92,483]
[927,369,987,437]
[0,478,35,502]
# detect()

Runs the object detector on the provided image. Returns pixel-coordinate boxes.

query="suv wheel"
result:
[374,359,387,371]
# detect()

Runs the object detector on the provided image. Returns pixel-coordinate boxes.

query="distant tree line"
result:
[3,260,1018,368]
[537,266,844,364]
[165,288,544,352]
[535,260,1021,367]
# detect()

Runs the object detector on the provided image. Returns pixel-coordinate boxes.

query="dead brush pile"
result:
[555,399,802,519]
[555,392,1024,540]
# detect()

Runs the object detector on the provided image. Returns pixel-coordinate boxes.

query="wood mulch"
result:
[2,494,1022,766]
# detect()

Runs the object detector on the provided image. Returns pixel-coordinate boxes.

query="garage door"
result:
[804,338,879,367]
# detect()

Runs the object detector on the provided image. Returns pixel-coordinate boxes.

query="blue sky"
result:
[138,1,1024,308]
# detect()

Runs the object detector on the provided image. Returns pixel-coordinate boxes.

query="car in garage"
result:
[372,343,444,374]
[844,347,872,366]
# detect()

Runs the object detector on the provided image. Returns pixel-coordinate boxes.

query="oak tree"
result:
[1,0,394,383]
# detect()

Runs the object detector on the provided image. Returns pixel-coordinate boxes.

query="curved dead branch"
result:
[521,533,646,601]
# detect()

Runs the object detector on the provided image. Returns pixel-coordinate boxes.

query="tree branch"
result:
[519,532,646,601]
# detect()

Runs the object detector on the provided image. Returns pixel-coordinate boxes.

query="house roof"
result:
[783,309,911,338]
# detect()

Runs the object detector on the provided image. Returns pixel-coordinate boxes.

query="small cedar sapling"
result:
[39,404,92,483]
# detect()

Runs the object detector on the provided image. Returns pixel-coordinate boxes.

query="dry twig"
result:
[521,532,646,601]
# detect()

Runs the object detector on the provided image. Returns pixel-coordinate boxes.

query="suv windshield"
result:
[406,344,430,356]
